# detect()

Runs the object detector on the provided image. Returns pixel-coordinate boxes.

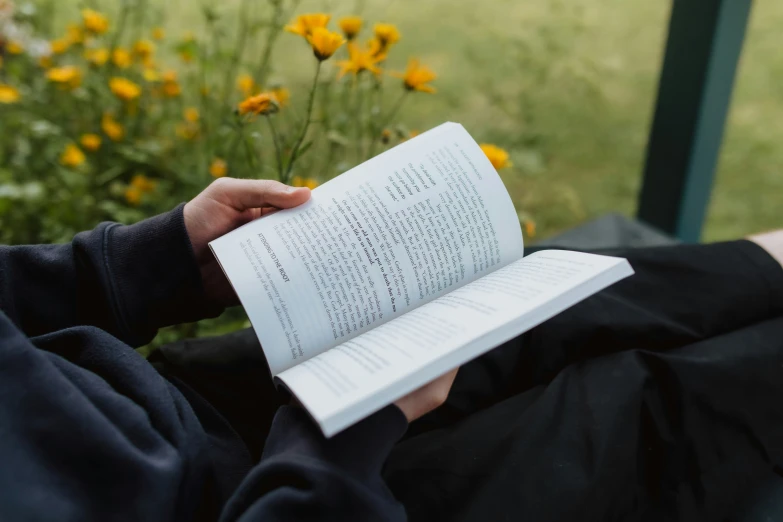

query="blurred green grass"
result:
[46,0,783,241]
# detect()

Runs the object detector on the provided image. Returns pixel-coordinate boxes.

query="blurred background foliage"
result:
[2,0,783,348]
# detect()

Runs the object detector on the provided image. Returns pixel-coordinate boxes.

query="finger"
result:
[439,368,459,389]
[209,178,311,211]
[260,206,280,217]
[428,368,458,400]
[395,368,459,422]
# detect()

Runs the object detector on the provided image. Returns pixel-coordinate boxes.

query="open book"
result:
[210,123,634,437]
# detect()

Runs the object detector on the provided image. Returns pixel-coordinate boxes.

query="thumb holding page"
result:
[184,178,311,307]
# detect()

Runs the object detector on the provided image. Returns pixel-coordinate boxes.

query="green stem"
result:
[256,0,294,87]
[227,128,243,159]
[368,74,383,143]
[221,128,243,180]
[339,74,352,134]
[285,60,322,181]
[265,116,285,182]
[368,90,408,158]
[239,124,258,172]
[354,75,364,162]
[222,0,252,108]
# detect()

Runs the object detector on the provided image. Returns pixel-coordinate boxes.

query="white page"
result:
[210,123,524,375]
[278,250,634,437]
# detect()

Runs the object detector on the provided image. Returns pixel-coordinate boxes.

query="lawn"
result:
[38,0,783,241]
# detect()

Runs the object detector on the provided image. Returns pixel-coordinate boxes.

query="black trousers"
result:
[156,240,783,521]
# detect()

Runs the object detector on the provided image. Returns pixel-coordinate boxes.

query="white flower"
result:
[0,17,51,58]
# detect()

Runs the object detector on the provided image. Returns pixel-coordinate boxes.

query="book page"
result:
[277,250,634,437]
[209,123,524,375]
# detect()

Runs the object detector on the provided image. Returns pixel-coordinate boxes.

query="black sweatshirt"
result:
[0,205,408,521]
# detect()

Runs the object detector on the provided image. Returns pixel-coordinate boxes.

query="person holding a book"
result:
[0,176,460,521]
[2,124,783,521]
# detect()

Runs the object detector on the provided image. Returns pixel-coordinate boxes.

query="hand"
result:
[184,178,311,306]
[395,369,459,423]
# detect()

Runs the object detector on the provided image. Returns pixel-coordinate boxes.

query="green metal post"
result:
[637,0,753,242]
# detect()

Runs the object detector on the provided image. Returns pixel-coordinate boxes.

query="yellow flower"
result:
[102,113,124,141]
[132,40,155,62]
[50,38,71,55]
[524,220,537,238]
[307,27,345,61]
[60,144,86,168]
[66,24,85,45]
[381,128,392,144]
[131,173,157,193]
[373,23,400,48]
[337,41,384,78]
[124,187,142,206]
[7,41,24,54]
[209,158,228,178]
[80,134,102,152]
[271,87,290,107]
[285,13,331,38]
[0,84,20,103]
[47,66,82,89]
[368,38,389,60]
[238,92,278,116]
[161,71,181,97]
[151,27,165,41]
[112,48,132,68]
[82,9,109,35]
[392,58,436,93]
[237,74,256,96]
[142,67,160,82]
[85,48,109,67]
[292,176,319,190]
[480,144,512,170]
[163,80,181,97]
[339,16,362,40]
[184,107,200,123]
[109,77,142,101]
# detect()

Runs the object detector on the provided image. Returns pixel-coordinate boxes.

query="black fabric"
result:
[4,204,783,522]
[0,207,409,522]
[149,328,284,462]
[383,240,783,521]
[158,240,783,521]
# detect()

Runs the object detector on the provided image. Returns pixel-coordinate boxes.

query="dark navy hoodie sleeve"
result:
[0,204,222,346]
[222,405,409,522]
[0,208,410,521]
